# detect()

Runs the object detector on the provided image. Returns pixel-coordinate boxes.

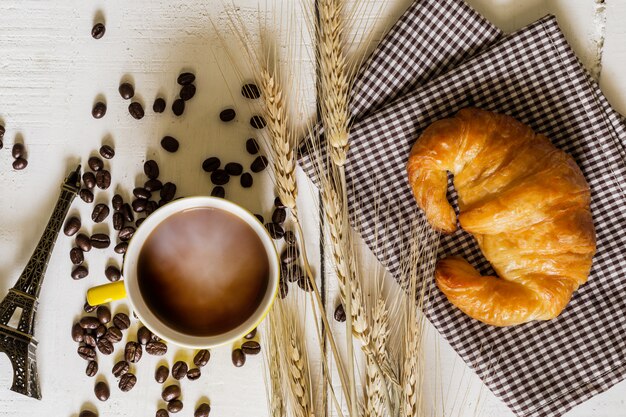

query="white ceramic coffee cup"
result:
[86,196,280,348]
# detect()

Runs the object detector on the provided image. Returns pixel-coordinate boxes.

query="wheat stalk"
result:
[265,312,286,417]
[365,298,390,417]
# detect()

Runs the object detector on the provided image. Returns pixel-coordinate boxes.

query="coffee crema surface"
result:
[137,207,270,337]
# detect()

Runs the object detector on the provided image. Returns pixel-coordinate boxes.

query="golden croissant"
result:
[406,108,596,326]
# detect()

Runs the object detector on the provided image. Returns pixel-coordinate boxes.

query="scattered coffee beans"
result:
[12,143,25,159]
[187,368,201,380]
[112,212,123,230]
[160,182,176,201]
[250,155,268,173]
[202,157,220,172]
[114,241,128,254]
[334,304,346,322]
[132,198,147,212]
[265,222,284,239]
[241,83,261,99]
[250,115,267,129]
[72,322,85,342]
[91,203,110,223]
[284,230,296,244]
[79,189,94,203]
[125,341,142,363]
[172,99,185,116]
[254,214,264,223]
[298,274,313,292]
[272,207,287,224]
[83,172,96,189]
[88,156,104,171]
[281,245,299,265]
[211,186,225,198]
[153,97,166,113]
[180,84,196,101]
[105,265,121,282]
[119,226,136,242]
[195,403,211,417]
[245,138,260,154]
[92,102,107,119]
[161,136,179,153]
[122,203,134,222]
[133,187,151,200]
[113,312,131,330]
[118,373,137,392]
[97,338,114,355]
[156,409,169,417]
[168,400,183,414]
[12,158,27,170]
[95,170,111,190]
[144,160,160,179]
[99,145,115,159]
[172,361,188,380]
[118,83,134,100]
[145,341,168,356]
[80,317,99,329]
[225,162,243,176]
[90,233,110,249]
[145,178,163,192]
[96,305,111,323]
[219,108,236,122]
[177,72,195,85]
[75,233,92,252]
[84,301,97,313]
[244,328,257,340]
[112,360,130,378]
[129,102,145,120]
[162,384,181,401]
[241,340,261,355]
[232,348,245,367]
[72,265,89,280]
[279,280,289,299]
[210,169,229,185]
[105,326,123,343]
[64,216,81,236]
[91,23,106,39]
[78,346,96,361]
[155,365,169,383]
[193,350,210,367]
[86,360,98,377]
[96,324,107,338]
[240,173,253,188]
[94,381,110,401]
[70,247,84,265]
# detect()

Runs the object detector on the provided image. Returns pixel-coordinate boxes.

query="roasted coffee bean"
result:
[250,115,266,129]
[118,83,134,100]
[125,341,142,363]
[91,23,105,39]
[210,169,229,185]
[231,348,246,367]
[122,203,134,222]
[105,326,123,343]
[92,102,106,119]
[96,305,111,324]
[78,345,96,361]
[118,226,135,241]
[195,403,211,417]
[75,233,92,252]
[254,214,264,223]
[244,328,257,340]
[241,340,261,355]
[70,247,84,265]
[135,218,145,227]
[272,207,287,224]
[219,108,236,122]
[144,160,160,179]
[284,230,296,244]
[274,196,285,208]
[84,301,97,313]
[160,182,176,201]
[84,333,97,347]
[245,138,260,155]
[168,400,183,414]
[225,162,243,176]
[72,322,85,343]
[88,156,104,171]
[334,303,346,322]
[96,324,107,338]
[250,155,268,173]
[72,265,89,280]
[177,72,195,85]
[118,373,137,392]
[103,265,120,283]
[79,189,94,204]
[86,360,98,377]
[64,217,81,236]
[153,97,166,113]
[91,233,110,249]
[133,187,151,200]
[137,326,152,345]
[284,264,304,283]
[132,198,147,213]
[113,312,131,330]
[281,245,299,265]
[297,274,313,292]
[92,204,110,223]
[94,381,110,401]
[111,194,123,211]
[96,170,111,190]
[144,178,163,192]
[187,368,201,380]
[113,212,124,230]
[172,99,185,116]
[180,84,196,101]
[113,360,130,378]
[79,411,97,417]
[202,157,220,172]
[129,102,145,120]
[278,280,288,299]
[145,341,168,356]
[12,158,27,170]
[155,365,169,383]
[12,143,25,159]
[156,409,169,417]
[114,241,128,254]
[171,361,188,380]
[0,124,4,138]
[99,145,115,159]
[97,338,114,355]
[161,136,179,153]
[241,83,261,99]
[83,172,96,189]
[240,172,253,188]
[193,349,210,367]
[162,384,181,401]
[80,317,100,330]
[265,223,284,240]
[147,200,158,216]
[210,186,225,198]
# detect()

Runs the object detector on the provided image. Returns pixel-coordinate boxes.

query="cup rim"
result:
[122,196,279,349]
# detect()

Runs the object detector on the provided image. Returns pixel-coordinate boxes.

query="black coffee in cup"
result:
[137,207,270,336]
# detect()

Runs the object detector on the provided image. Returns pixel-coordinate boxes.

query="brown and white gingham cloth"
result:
[300,1,626,416]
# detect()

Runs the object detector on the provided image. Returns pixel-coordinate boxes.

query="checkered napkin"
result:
[299,1,626,416]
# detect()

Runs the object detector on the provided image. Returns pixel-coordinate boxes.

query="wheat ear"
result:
[265,312,286,417]
[365,298,391,417]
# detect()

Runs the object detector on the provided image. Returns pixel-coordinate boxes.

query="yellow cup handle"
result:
[87,281,127,306]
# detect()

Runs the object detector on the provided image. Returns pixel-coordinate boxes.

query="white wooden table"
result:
[0,1,624,416]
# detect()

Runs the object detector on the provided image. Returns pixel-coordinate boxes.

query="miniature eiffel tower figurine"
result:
[0,165,81,399]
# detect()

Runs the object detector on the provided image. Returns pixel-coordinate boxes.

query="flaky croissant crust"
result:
[407,108,596,326]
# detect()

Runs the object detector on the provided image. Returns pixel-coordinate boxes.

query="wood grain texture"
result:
[0,1,624,416]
